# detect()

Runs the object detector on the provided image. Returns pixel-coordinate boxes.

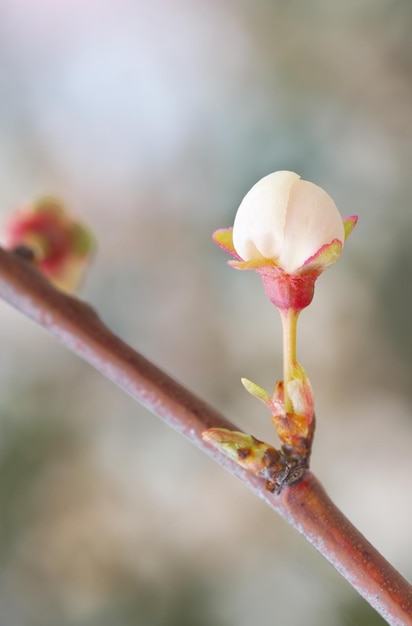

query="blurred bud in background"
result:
[2,197,95,293]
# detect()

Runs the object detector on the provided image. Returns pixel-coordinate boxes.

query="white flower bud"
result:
[233,171,345,274]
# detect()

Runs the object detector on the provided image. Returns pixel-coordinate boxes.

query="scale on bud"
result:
[202,429,306,494]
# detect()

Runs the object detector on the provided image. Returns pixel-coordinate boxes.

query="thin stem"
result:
[279,307,299,413]
[0,246,411,625]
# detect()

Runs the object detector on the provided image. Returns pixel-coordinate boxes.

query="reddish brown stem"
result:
[0,247,411,625]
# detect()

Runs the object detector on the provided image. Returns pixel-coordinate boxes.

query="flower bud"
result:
[233,171,345,274]
[213,171,357,311]
[2,197,95,293]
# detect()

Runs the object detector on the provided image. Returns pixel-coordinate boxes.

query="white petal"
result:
[279,180,345,273]
[233,171,300,261]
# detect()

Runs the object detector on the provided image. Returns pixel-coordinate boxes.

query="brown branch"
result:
[0,246,411,625]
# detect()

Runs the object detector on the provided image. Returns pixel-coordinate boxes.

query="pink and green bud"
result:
[285,362,314,430]
[2,197,95,293]
[241,363,315,460]
[270,363,315,454]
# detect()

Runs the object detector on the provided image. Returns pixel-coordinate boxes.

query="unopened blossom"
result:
[233,171,347,273]
[2,197,95,293]
[214,170,357,311]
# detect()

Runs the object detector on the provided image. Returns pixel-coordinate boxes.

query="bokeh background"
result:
[0,1,411,624]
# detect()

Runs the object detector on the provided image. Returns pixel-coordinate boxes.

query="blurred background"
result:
[0,0,411,624]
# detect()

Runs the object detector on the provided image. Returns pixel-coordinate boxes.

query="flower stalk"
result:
[279,307,299,414]
[205,170,357,491]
